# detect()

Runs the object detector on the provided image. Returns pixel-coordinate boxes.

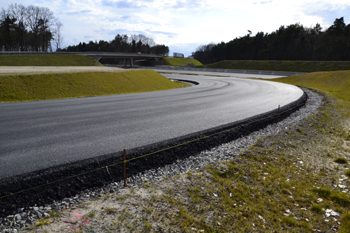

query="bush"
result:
[335,158,348,164]
[311,204,323,214]
[331,193,350,207]
[313,188,331,198]
[282,216,296,226]
[340,212,350,233]
[345,170,350,177]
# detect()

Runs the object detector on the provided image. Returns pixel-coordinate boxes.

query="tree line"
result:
[194,17,350,64]
[0,4,63,52]
[63,34,170,56]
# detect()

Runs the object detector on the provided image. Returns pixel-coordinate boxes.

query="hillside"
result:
[201,60,350,72]
[162,57,203,66]
[274,70,350,106]
[0,69,188,102]
[0,54,103,66]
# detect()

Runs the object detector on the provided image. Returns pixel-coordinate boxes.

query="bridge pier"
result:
[123,58,134,68]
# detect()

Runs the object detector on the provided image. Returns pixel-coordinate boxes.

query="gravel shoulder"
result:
[3,88,350,232]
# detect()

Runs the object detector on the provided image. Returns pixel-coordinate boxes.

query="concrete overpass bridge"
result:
[0,51,163,67]
[82,52,163,67]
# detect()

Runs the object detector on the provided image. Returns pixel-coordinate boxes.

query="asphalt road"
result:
[0,73,303,179]
[144,68,295,79]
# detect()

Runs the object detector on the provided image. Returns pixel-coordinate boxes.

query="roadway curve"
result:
[0,73,304,180]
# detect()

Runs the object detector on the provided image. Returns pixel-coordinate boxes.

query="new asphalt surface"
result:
[0,73,303,180]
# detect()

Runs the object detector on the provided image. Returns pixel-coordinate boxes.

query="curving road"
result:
[0,73,303,179]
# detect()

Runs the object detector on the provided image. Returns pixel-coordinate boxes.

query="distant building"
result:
[173,52,184,58]
[187,56,194,59]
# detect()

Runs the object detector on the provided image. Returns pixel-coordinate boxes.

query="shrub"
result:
[313,188,331,198]
[331,193,350,207]
[335,158,348,164]
[340,212,350,233]
[311,204,323,214]
[345,170,350,177]
[282,216,296,226]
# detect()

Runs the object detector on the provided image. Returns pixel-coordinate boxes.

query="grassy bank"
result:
[162,57,203,66]
[0,54,103,66]
[274,70,350,109]
[0,70,187,102]
[201,60,350,72]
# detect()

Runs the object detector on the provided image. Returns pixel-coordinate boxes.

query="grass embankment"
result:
[25,70,350,232]
[201,60,350,72]
[162,57,203,66]
[0,70,187,102]
[0,54,103,66]
[274,70,350,110]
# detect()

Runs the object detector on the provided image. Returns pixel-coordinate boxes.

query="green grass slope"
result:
[0,70,188,102]
[274,70,350,108]
[0,54,103,66]
[162,57,203,66]
[202,60,350,72]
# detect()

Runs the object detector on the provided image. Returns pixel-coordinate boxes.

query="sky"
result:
[1,0,350,57]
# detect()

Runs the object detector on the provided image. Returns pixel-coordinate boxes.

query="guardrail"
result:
[0,51,162,58]
[138,66,305,77]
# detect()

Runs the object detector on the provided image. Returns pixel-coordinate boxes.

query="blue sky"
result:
[1,0,350,56]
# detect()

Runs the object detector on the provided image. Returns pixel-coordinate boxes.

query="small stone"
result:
[35,211,43,219]
[14,214,21,221]
[326,209,339,218]
[16,208,23,213]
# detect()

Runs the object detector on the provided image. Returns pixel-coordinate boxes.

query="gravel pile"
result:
[0,88,322,232]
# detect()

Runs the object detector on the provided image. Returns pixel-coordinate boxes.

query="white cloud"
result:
[1,0,350,56]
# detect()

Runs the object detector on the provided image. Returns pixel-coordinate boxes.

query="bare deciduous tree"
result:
[9,3,27,51]
[0,4,61,52]
[52,19,63,50]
